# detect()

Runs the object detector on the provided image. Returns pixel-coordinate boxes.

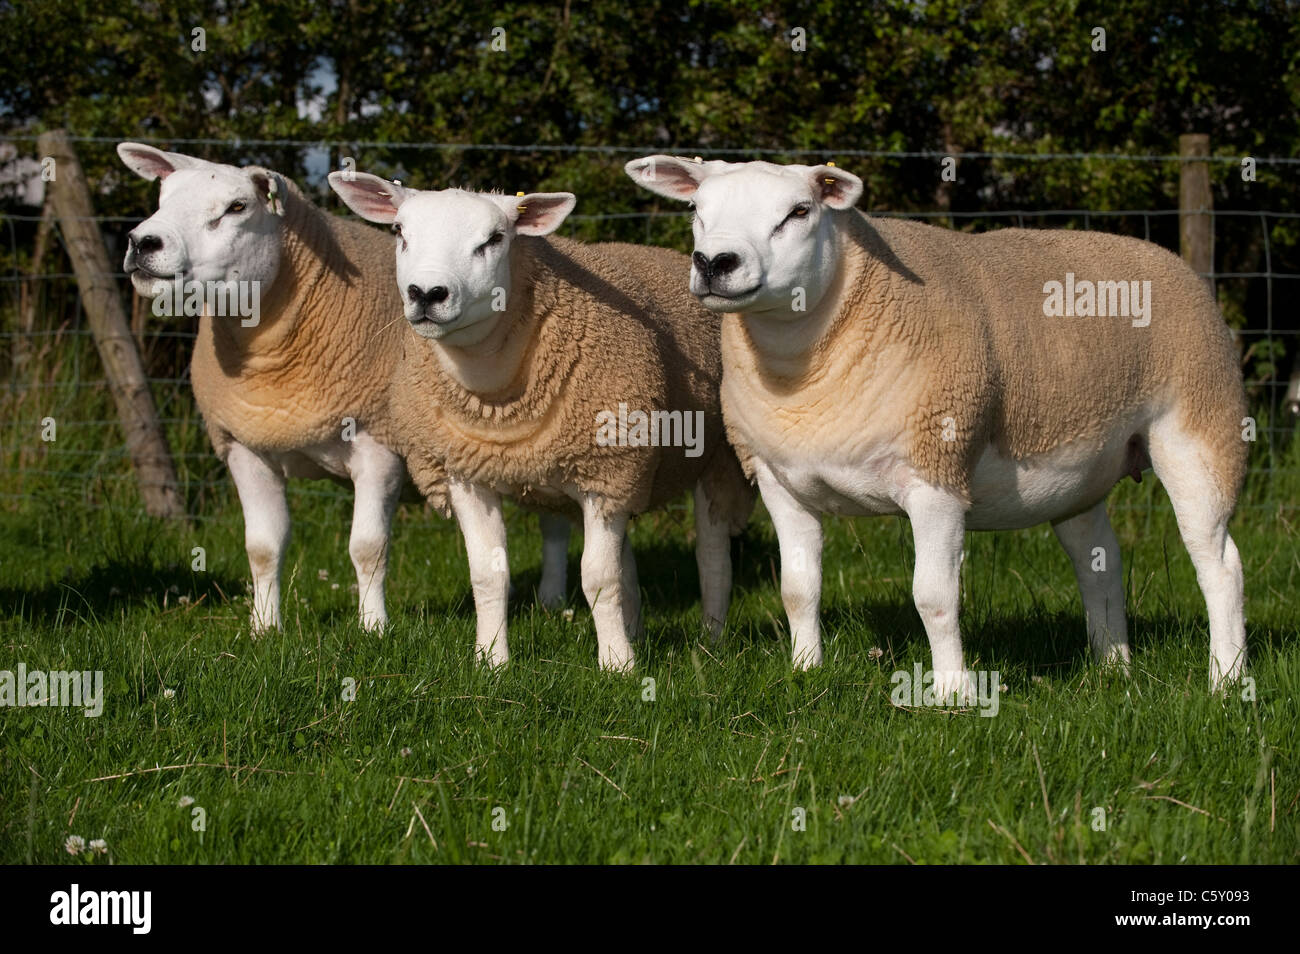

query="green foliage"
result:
[2,0,1297,395]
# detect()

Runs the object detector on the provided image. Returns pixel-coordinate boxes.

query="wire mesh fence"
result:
[2,138,1297,523]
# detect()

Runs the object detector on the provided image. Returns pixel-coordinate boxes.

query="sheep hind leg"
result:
[1051,501,1131,671]
[579,495,634,672]
[693,481,733,640]
[227,442,289,635]
[537,512,571,609]
[348,439,405,633]
[1146,416,1247,690]
[621,532,643,641]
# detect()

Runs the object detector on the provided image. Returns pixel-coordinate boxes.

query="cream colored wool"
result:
[189,175,407,464]
[391,236,753,529]
[721,211,1248,507]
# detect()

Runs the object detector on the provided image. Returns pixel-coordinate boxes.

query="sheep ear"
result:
[511,193,576,236]
[117,142,200,181]
[249,170,286,217]
[328,170,409,224]
[624,155,718,201]
[806,164,863,210]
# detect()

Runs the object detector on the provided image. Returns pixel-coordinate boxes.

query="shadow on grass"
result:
[505,524,779,614]
[0,557,246,627]
[633,593,1297,681]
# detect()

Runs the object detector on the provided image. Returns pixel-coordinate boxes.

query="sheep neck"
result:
[732,221,869,385]
[429,254,537,401]
[203,185,335,371]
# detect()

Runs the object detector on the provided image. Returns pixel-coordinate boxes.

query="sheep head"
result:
[625,156,862,318]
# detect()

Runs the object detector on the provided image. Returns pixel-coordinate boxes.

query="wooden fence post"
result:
[38,129,185,519]
[1178,133,1213,289]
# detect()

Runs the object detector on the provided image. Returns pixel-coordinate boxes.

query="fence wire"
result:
[2,145,1297,524]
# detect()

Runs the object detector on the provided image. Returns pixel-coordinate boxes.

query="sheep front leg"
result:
[449,479,510,668]
[754,461,824,669]
[905,484,973,704]
[579,495,634,672]
[227,442,290,635]
[348,437,405,632]
[537,512,571,608]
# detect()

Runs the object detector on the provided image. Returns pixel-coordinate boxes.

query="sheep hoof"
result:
[791,645,823,671]
[538,587,566,610]
[933,670,976,706]
[249,617,279,638]
[360,612,388,634]
[599,647,635,673]
[1094,647,1131,675]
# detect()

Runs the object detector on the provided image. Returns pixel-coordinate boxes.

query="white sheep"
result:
[328,172,754,670]
[628,155,1249,695]
[117,145,571,632]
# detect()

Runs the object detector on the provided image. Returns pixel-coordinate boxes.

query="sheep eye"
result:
[773,204,811,234]
[477,232,504,254]
[391,223,402,237]
[226,201,246,214]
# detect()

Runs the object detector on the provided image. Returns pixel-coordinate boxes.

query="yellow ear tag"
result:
[516,190,527,212]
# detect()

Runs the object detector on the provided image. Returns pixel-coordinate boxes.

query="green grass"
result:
[1,461,1297,864]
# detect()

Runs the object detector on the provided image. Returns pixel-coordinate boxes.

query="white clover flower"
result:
[163,688,175,700]
[89,839,108,855]
[838,794,856,808]
[177,795,195,808]
[400,747,412,758]
[317,569,329,580]
[64,834,85,855]
[868,647,884,660]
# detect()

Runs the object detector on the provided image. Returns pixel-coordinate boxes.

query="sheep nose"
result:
[693,251,740,281]
[408,284,450,306]
[131,233,163,254]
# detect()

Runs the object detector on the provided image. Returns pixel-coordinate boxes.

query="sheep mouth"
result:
[699,286,762,307]
[409,314,458,328]
[128,265,184,295]
[127,262,175,281]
